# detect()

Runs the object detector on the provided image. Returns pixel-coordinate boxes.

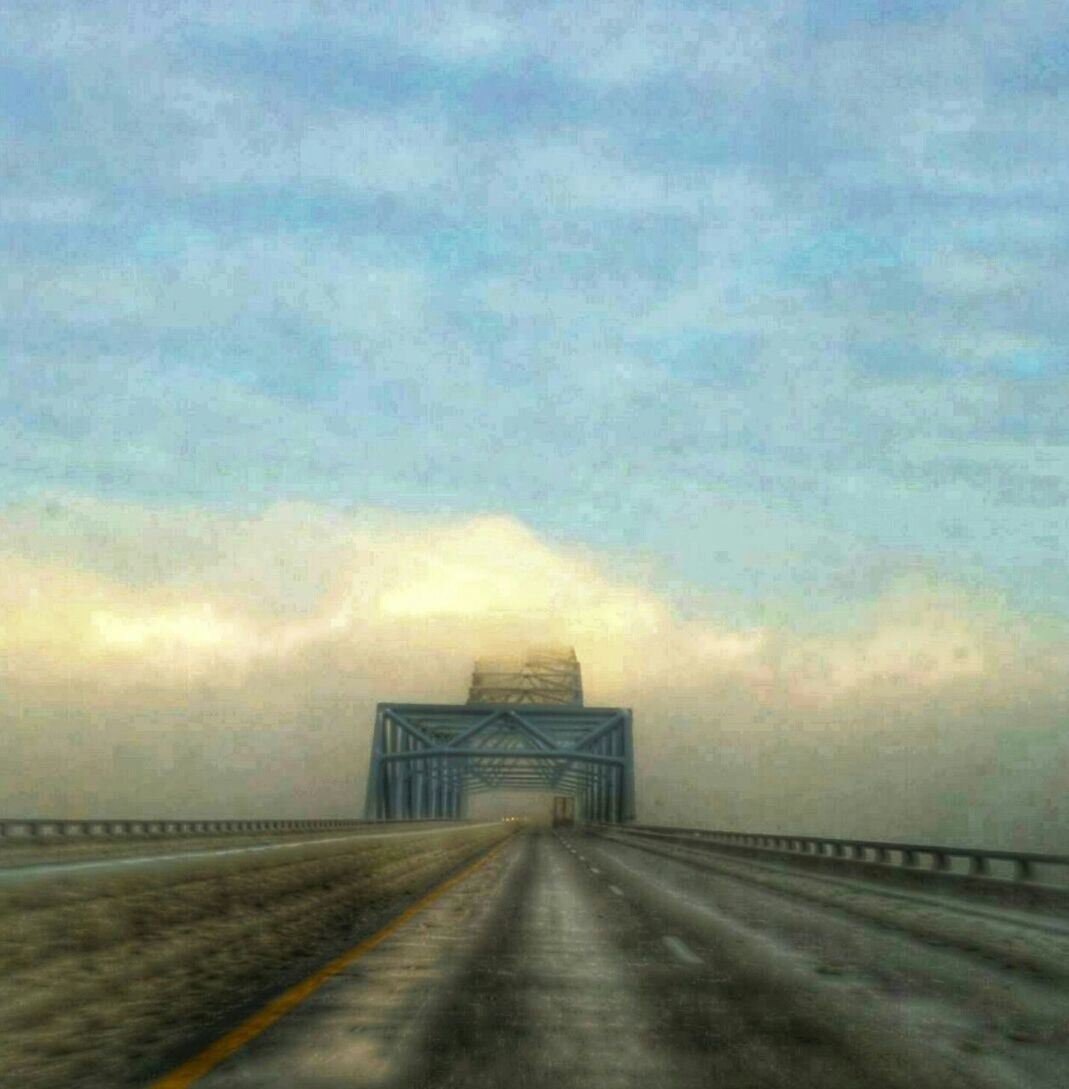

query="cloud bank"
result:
[3,499,1065,850]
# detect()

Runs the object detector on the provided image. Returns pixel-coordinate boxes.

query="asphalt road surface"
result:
[169,828,1069,1089]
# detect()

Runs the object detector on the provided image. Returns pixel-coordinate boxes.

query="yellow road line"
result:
[149,836,512,1088]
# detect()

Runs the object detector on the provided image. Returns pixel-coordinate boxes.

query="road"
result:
[0,823,500,886]
[153,827,1069,1089]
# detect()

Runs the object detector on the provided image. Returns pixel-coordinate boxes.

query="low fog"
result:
[2,498,1066,853]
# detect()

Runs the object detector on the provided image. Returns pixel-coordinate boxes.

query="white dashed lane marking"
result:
[662,936,703,966]
[609,885,624,897]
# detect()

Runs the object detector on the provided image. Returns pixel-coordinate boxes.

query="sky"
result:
[1,2,1067,846]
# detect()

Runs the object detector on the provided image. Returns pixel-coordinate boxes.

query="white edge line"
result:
[662,935,703,966]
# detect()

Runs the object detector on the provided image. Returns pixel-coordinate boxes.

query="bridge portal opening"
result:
[464,790,561,824]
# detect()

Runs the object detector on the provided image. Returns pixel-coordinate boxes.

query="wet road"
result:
[170,829,1069,1089]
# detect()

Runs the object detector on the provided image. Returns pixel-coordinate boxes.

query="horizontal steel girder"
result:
[381,748,624,765]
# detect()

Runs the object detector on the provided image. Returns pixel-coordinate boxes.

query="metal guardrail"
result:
[597,823,1069,888]
[0,818,370,841]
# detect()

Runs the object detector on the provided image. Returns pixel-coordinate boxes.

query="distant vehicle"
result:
[551,796,575,828]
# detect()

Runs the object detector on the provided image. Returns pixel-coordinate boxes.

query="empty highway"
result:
[153,828,1069,1089]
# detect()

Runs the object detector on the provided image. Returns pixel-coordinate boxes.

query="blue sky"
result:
[3,0,1068,623]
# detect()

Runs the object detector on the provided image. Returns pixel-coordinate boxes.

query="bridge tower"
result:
[466,645,583,706]
[362,646,634,823]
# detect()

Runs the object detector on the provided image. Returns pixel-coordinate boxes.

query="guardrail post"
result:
[1015,858,1035,881]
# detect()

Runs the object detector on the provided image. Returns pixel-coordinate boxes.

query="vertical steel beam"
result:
[363,709,385,820]
[620,711,635,821]
[387,719,402,819]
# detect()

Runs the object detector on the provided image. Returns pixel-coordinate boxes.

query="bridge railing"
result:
[595,823,1069,893]
[0,818,372,841]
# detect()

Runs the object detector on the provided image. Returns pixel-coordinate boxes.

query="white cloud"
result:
[519,2,798,91]
[0,193,98,224]
[903,438,1069,475]
[919,250,1041,296]
[483,133,692,214]
[177,106,461,197]
[2,235,438,353]
[915,327,1048,365]
[1,497,1065,844]
[409,4,513,62]
[0,498,1049,705]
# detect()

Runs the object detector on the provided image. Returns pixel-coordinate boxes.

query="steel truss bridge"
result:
[466,646,584,705]
[362,647,634,822]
